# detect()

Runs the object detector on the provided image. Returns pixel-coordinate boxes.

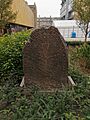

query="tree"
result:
[73,0,90,42]
[0,0,16,35]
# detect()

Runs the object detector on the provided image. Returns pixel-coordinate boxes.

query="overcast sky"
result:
[26,0,61,17]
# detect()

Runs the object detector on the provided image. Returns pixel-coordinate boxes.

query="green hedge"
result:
[66,41,90,46]
[0,31,31,84]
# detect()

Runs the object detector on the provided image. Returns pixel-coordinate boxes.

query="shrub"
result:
[0,31,31,85]
[66,41,90,47]
[69,43,90,75]
[77,44,90,69]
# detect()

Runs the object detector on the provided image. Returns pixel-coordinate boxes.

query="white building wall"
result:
[54,20,90,40]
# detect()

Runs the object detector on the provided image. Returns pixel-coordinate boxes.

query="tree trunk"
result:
[85,23,89,42]
[85,33,88,42]
[0,28,4,36]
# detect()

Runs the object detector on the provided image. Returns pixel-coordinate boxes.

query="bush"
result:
[66,41,90,47]
[69,43,90,75]
[77,44,90,69]
[0,31,31,85]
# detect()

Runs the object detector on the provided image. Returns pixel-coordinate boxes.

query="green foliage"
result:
[66,41,90,46]
[77,44,90,59]
[0,31,90,120]
[73,0,90,41]
[0,31,30,84]
[73,0,90,23]
[69,44,90,72]
[0,0,16,29]
[0,74,90,120]
[77,44,90,68]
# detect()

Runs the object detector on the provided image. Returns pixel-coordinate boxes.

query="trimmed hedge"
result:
[66,41,90,46]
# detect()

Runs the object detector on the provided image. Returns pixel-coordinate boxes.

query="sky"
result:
[26,0,61,17]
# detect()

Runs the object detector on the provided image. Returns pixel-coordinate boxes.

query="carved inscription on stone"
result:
[23,26,68,90]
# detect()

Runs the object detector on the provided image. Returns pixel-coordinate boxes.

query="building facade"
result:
[0,0,37,35]
[60,0,74,20]
[29,3,37,28]
[37,16,54,27]
[11,0,37,28]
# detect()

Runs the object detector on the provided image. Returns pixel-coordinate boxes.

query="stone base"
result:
[20,76,75,91]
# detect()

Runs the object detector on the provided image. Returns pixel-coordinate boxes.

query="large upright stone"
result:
[23,26,68,90]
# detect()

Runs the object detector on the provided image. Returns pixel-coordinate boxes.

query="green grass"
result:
[0,72,90,120]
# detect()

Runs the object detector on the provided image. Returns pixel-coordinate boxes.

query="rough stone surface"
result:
[23,26,68,90]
